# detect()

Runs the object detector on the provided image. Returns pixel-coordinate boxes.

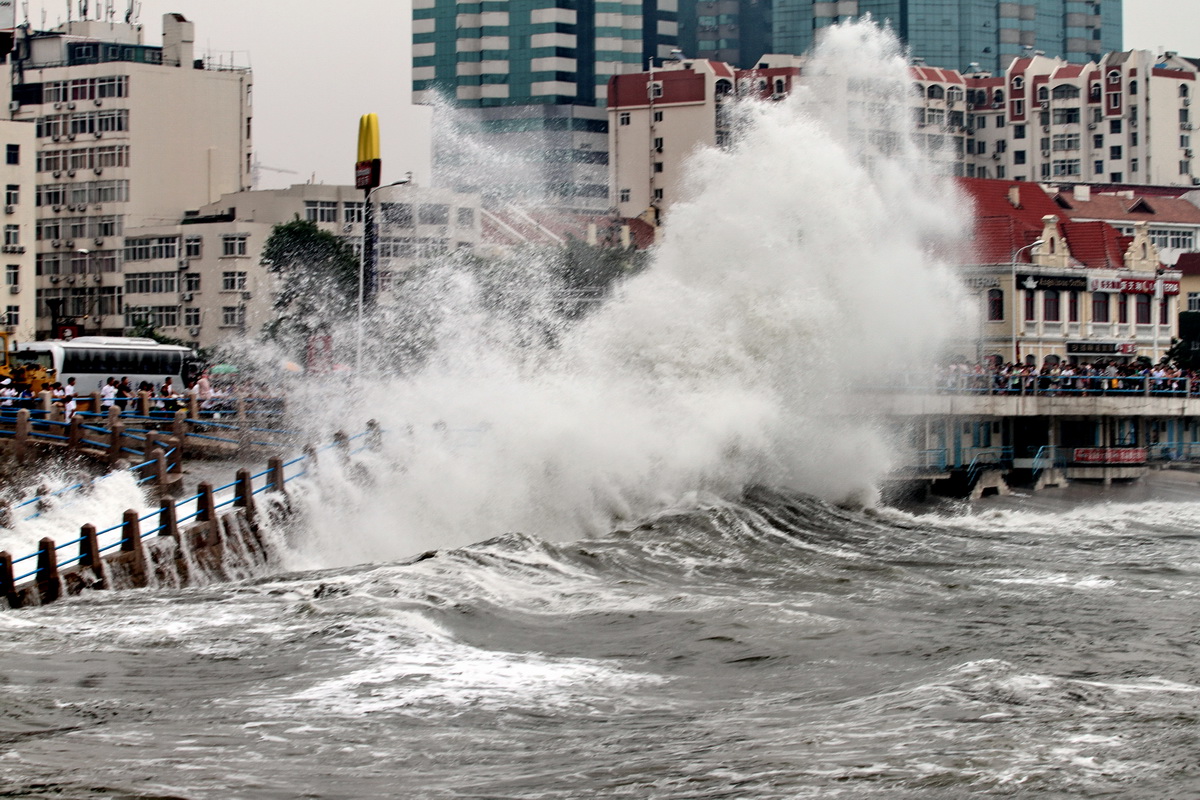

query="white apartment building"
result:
[4,14,252,338]
[0,119,35,342]
[121,183,482,349]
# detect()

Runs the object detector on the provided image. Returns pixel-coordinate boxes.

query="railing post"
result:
[68,414,83,451]
[106,404,120,428]
[0,550,18,608]
[147,445,165,488]
[78,523,104,587]
[267,456,286,496]
[196,482,217,523]
[37,389,50,413]
[137,389,150,417]
[89,391,101,415]
[36,536,60,605]
[188,392,199,421]
[333,430,349,461]
[366,419,382,450]
[13,408,29,462]
[119,508,147,588]
[158,498,179,541]
[234,468,255,523]
[172,409,187,441]
[108,421,124,463]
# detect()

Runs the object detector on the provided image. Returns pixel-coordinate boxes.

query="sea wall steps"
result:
[0,421,381,611]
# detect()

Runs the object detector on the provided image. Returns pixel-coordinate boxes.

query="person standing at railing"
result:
[100,377,117,410]
[116,377,132,412]
[63,377,77,420]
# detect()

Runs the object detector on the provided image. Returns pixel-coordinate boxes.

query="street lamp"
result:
[1011,239,1044,364]
[356,177,411,374]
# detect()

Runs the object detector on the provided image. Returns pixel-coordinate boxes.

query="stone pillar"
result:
[267,457,286,495]
[68,414,83,451]
[108,421,125,463]
[78,523,104,588]
[120,508,147,588]
[106,404,120,428]
[172,410,188,441]
[234,468,255,523]
[36,536,60,605]
[89,391,101,414]
[0,550,18,608]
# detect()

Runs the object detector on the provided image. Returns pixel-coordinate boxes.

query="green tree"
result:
[260,218,360,349]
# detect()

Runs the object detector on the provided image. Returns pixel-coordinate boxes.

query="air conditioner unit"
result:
[64,239,74,248]
[1187,149,1195,158]
[94,131,102,139]
[50,239,61,248]
[177,259,189,270]
[93,167,102,175]
[52,205,61,213]
[8,285,18,295]
[52,170,61,178]
[992,152,1001,160]
[3,205,13,215]
[92,274,101,283]
[51,134,60,142]
[1087,122,1097,130]
[1042,126,1050,133]
[93,237,103,246]
[1042,150,1050,157]
[1040,101,1049,108]
[48,275,59,283]
[180,292,193,301]
[67,169,75,177]
[1186,98,1193,107]
[94,98,102,107]
[65,276,75,284]
[66,133,75,141]
[1184,123,1195,131]
[188,327,200,337]
[66,102,75,110]
[342,223,353,233]
[53,102,62,110]
[241,291,252,301]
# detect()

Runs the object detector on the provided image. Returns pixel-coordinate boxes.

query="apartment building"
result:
[412,0,680,212]
[4,14,252,338]
[676,0,771,69]
[120,183,482,349]
[0,119,36,341]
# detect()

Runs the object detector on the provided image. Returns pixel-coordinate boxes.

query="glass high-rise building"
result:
[412,1,679,211]
[770,1,1122,73]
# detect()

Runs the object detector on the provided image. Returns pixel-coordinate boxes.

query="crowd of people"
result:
[942,359,1200,396]
[0,371,233,419]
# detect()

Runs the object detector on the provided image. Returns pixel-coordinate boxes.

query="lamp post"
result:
[1011,239,1044,364]
[356,178,411,375]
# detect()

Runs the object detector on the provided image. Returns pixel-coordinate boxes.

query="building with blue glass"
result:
[412,1,679,211]
[771,0,1122,74]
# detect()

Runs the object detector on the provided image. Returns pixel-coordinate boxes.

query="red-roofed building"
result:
[1050,185,1200,265]
[958,178,1181,366]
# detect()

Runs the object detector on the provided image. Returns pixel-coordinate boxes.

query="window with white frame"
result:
[5,264,17,286]
[222,234,248,256]
[221,306,245,327]
[221,271,247,291]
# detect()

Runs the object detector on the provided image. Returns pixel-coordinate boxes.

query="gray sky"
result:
[20,1,1200,191]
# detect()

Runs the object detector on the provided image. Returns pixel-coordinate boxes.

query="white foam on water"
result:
[283,19,974,567]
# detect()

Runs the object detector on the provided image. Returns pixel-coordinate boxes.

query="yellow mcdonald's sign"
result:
[355,113,381,189]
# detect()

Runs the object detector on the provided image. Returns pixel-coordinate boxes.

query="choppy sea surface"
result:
[2,474,1199,799]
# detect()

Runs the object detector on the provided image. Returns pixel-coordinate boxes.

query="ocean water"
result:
[2,482,1199,798]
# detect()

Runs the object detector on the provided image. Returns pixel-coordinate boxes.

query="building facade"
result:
[119,183,482,349]
[676,0,771,69]
[0,119,36,342]
[412,0,680,212]
[4,14,252,339]
[770,0,1122,74]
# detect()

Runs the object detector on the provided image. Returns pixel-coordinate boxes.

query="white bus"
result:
[10,336,201,393]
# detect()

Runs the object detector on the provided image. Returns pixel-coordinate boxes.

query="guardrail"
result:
[0,421,381,610]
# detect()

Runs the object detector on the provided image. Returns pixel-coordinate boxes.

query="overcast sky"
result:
[19,1,1200,190]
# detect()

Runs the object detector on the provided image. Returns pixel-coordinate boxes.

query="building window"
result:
[653,110,663,122]
[653,162,663,173]
[4,264,17,286]
[221,271,247,291]
[222,234,248,256]
[125,305,179,329]
[3,225,18,246]
[6,145,18,165]
[1068,291,1079,322]
[1014,124,1026,139]
[4,305,17,327]
[221,306,245,327]
[183,236,202,258]
[124,272,178,294]
[1188,292,1200,312]
[618,188,631,202]
[183,272,201,291]
[184,306,200,327]
[618,111,630,126]
[1118,294,1128,323]
[1160,297,1170,325]
[456,207,474,227]
[1014,151,1026,165]
[653,188,663,201]
[1024,290,1035,321]
[648,82,663,99]
[343,202,364,224]
[305,201,337,223]
[1093,292,1110,322]
[4,185,17,206]
[1043,290,1060,322]
[987,289,1004,321]
[1136,293,1151,324]
[125,236,179,261]
[1110,145,1122,160]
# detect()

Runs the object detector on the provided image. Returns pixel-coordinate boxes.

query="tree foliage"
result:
[260,218,360,349]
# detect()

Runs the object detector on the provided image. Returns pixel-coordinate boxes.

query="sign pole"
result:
[355,114,382,375]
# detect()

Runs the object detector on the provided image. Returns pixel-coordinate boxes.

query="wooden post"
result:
[172,409,187,441]
[158,498,179,540]
[188,392,199,420]
[106,404,120,427]
[108,421,125,463]
[120,508,147,588]
[78,523,104,587]
[236,394,247,424]
[196,482,218,523]
[167,436,183,475]
[267,457,286,495]
[0,550,18,608]
[137,390,150,417]
[36,536,60,605]
[234,468,255,523]
[89,391,101,414]
[68,414,83,451]
[13,408,29,462]
[37,389,50,413]
[147,445,165,488]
